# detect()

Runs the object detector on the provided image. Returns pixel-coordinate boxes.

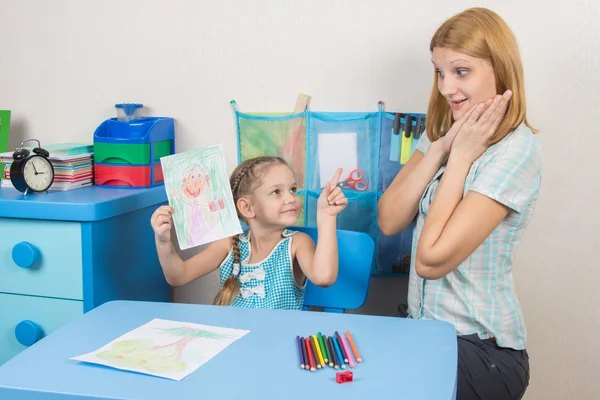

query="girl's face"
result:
[432,47,497,120]
[250,164,300,227]
[183,169,208,199]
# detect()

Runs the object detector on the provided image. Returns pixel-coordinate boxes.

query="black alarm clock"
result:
[10,139,55,195]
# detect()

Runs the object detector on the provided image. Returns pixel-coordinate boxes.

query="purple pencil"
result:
[296,336,305,369]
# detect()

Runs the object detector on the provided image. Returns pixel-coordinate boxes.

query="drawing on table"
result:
[160,145,242,250]
[71,318,251,381]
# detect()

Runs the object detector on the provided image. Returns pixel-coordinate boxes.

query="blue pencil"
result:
[332,334,346,369]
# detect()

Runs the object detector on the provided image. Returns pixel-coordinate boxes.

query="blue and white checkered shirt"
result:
[219,229,306,310]
[407,122,542,350]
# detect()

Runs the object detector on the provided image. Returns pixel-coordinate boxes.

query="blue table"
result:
[0,300,457,399]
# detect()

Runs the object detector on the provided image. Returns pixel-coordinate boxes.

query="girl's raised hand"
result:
[317,168,349,217]
[151,205,176,245]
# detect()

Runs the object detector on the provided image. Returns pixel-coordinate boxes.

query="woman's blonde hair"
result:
[213,155,290,306]
[426,7,537,144]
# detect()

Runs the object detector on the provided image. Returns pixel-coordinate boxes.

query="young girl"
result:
[378,7,540,400]
[151,155,348,310]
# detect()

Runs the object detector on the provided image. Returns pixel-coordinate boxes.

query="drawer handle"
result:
[15,320,45,346]
[12,242,40,269]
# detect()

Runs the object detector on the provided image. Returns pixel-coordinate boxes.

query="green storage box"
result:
[94,140,172,165]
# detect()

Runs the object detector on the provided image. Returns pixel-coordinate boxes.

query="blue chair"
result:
[289,226,375,313]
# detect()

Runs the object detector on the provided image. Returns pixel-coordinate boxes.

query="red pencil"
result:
[304,337,315,371]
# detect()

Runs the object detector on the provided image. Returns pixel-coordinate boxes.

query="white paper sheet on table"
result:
[71,318,250,381]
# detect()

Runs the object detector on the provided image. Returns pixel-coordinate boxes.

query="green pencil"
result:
[317,332,329,364]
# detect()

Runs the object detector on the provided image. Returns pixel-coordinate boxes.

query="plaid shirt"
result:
[407,122,542,350]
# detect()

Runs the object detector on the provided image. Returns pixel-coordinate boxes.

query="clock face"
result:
[23,156,54,192]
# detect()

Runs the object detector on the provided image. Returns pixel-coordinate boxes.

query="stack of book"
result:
[1,143,94,191]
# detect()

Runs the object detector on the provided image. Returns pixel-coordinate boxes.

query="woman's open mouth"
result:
[450,99,467,110]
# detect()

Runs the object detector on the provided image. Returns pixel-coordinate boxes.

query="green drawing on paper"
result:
[72,319,251,381]
[96,327,235,374]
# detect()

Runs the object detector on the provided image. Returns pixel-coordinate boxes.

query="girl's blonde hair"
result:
[213,156,290,306]
[426,7,537,145]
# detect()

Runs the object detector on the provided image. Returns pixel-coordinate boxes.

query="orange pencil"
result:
[345,330,362,363]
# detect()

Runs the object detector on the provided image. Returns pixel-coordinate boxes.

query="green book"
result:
[41,143,94,156]
[0,110,11,180]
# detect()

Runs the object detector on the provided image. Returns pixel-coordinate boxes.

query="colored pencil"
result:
[328,336,340,369]
[304,337,315,371]
[325,335,335,367]
[335,331,349,363]
[345,330,362,362]
[340,333,355,368]
[309,336,321,369]
[297,336,305,369]
[301,336,309,370]
[332,334,346,369]
[311,335,325,367]
[317,332,329,363]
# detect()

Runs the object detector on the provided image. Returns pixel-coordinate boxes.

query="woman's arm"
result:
[415,91,517,279]
[414,156,508,279]
[378,145,446,235]
[378,106,479,236]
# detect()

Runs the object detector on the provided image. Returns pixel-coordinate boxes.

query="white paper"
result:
[317,133,357,188]
[160,145,242,250]
[71,318,250,381]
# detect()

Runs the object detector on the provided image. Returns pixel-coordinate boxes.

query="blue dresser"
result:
[0,185,170,365]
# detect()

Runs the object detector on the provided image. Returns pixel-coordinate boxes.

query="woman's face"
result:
[183,169,208,199]
[432,47,497,120]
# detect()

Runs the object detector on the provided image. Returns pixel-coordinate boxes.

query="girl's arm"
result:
[293,217,338,287]
[293,169,348,287]
[156,236,232,286]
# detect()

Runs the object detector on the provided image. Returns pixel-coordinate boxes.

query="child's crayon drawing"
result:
[160,145,242,250]
[71,318,250,381]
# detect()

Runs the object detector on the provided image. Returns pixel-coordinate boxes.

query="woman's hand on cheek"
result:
[449,90,512,165]
[434,103,480,156]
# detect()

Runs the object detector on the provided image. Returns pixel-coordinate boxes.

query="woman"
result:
[378,7,541,399]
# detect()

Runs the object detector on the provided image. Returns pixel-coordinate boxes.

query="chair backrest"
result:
[288,226,374,313]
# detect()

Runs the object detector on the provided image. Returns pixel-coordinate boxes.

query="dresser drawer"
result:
[0,292,83,365]
[0,219,83,300]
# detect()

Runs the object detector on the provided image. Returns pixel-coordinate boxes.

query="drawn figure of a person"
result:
[175,165,219,247]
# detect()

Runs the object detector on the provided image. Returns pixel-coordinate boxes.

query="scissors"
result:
[337,169,368,191]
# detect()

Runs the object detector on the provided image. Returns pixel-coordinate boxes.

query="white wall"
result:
[1,1,598,398]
